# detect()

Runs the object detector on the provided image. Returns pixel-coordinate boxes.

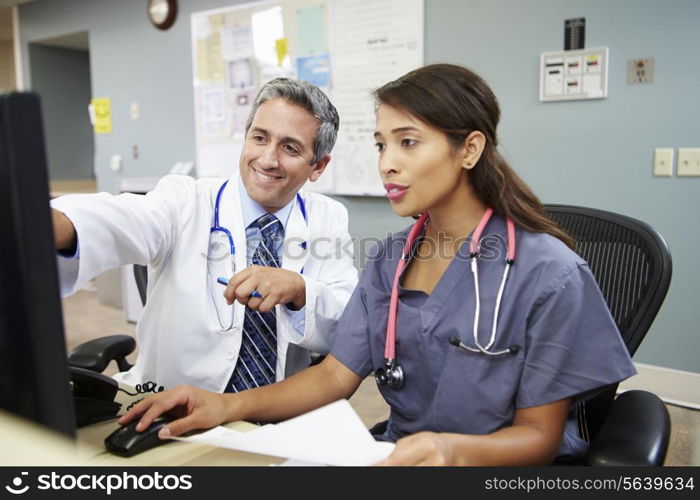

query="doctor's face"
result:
[375,104,470,218]
[240,98,329,213]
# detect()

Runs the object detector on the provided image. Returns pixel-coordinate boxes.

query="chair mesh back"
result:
[546,212,653,351]
[577,240,648,338]
[544,205,672,441]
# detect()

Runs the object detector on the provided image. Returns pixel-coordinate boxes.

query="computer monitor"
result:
[0,92,76,438]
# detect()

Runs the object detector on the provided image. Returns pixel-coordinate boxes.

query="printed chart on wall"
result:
[191,0,424,196]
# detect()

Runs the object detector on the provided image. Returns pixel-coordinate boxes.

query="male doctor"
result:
[51,78,358,394]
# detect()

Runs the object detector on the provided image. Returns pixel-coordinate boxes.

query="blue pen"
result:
[217,277,262,298]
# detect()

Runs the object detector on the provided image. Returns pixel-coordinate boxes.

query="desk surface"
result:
[0,410,285,466]
[77,419,286,466]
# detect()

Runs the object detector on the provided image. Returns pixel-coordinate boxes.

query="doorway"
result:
[29,31,94,185]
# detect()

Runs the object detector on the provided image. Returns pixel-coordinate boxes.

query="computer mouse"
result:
[104,415,174,457]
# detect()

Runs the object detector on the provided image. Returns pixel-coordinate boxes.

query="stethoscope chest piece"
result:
[375,359,405,390]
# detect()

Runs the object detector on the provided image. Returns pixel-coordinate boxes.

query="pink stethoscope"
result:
[375,208,520,390]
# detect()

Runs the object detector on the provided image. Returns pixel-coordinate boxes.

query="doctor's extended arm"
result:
[49,175,193,296]
[376,398,571,466]
[119,354,362,437]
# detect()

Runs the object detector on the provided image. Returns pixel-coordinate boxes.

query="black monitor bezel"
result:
[0,92,76,438]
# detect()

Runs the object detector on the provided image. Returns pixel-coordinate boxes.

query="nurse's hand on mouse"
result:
[221,266,306,313]
[118,385,230,439]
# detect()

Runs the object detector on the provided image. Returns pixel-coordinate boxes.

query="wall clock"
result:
[147,0,177,31]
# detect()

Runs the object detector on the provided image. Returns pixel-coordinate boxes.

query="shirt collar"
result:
[237,174,295,230]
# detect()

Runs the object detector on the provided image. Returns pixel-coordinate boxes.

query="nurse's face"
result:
[374,104,471,217]
[240,98,330,213]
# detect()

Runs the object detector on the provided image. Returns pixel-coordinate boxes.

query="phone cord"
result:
[122,381,165,411]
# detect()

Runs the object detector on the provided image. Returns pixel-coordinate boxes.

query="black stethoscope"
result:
[208,180,308,330]
[375,208,520,390]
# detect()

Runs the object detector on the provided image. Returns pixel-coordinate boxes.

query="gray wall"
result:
[29,44,93,180]
[18,0,700,373]
[19,0,199,191]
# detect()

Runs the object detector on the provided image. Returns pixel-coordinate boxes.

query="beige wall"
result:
[0,41,15,92]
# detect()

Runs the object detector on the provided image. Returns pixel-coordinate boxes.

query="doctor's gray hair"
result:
[245,78,339,164]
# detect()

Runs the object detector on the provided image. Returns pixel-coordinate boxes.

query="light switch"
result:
[653,148,673,177]
[130,102,140,120]
[109,154,122,172]
[677,148,700,177]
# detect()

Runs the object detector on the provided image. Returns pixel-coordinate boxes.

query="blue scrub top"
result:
[331,214,636,460]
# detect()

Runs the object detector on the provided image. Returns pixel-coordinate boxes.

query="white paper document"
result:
[172,399,394,466]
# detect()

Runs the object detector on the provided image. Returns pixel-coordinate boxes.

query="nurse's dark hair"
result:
[245,78,339,165]
[373,63,575,249]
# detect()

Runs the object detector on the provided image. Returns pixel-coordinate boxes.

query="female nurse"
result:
[120,64,636,466]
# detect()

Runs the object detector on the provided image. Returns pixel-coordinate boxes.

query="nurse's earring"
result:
[462,160,476,172]
[461,155,477,171]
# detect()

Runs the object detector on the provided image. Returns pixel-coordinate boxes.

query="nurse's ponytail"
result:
[374,64,575,250]
[472,142,574,249]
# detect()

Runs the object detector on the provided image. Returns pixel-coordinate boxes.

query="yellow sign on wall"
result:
[275,38,288,66]
[91,97,112,134]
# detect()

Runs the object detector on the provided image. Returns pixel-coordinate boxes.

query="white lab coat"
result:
[52,174,358,392]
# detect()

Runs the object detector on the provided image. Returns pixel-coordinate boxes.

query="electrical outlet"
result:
[677,148,700,177]
[627,58,654,84]
[653,148,673,177]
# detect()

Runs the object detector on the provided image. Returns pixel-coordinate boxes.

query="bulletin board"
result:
[191,0,424,196]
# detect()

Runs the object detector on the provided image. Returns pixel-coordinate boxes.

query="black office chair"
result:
[543,204,672,466]
[371,205,672,466]
[67,264,145,373]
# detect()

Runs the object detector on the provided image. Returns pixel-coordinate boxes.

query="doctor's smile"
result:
[251,166,284,183]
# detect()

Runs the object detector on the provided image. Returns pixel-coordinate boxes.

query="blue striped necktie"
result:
[228,213,282,392]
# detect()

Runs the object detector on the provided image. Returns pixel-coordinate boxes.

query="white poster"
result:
[315,0,424,196]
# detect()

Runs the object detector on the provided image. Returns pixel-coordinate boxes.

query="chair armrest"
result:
[585,389,670,466]
[67,334,136,373]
